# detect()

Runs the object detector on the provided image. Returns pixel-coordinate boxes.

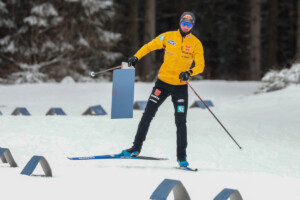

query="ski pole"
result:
[187,81,242,149]
[90,65,121,77]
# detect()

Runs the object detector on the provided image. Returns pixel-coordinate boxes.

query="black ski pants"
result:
[133,79,188,160]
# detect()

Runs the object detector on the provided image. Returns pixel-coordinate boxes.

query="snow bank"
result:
[60,76,75,84]
[256,63,300,93]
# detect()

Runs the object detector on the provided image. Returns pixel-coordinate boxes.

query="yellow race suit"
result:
[135,29,205,85]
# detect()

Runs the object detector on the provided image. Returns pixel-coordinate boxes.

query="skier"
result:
[121,12,205,167]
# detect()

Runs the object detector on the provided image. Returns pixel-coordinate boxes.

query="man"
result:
[121,12,205,167]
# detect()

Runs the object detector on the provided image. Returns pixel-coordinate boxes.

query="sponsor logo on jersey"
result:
[177,99,185,103]
[177,106,185,113]
[150,99,158,103]
[151,94,160,100]
[182,50,192,55]
[185,45,191,52]
[154,89,161,96]
[160,35,164,41]
[166,51,174,55]
[168,40,176,45]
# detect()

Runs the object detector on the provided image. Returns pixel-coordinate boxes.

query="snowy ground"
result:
[0,80,300,199]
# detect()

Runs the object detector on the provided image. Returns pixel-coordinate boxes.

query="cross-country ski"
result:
[67,154,168,161]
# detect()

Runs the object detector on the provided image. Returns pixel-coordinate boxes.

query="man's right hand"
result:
[128,56,139,67]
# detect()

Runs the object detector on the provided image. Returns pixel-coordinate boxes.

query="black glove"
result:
[128,56,139,67]
[179,70,193,82]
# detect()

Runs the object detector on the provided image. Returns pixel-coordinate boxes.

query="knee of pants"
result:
[175,115,187,126]
[141,109,157,123]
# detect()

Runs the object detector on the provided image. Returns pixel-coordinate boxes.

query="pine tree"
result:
[295,0,300,61]
[0,0,122,83]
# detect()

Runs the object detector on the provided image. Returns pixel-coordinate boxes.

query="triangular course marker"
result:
[82,105,107,115]
[133,101,147,110]
[21,155,52,177]
[11,107,31,116]
[214,188,243,200]
[150,178,190,200]
[0,148,18,167]
[190,100,214,109]
[46,108,66,115]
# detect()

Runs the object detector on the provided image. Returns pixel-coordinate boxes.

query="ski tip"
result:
[175,166,198,172]
[187,167,198,172]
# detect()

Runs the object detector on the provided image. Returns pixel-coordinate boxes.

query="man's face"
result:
[180,21,193,33]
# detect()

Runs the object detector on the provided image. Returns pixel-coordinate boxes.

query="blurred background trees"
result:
[0,0,299,83]
[0,0,121,83]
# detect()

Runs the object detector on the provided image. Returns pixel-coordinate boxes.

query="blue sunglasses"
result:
[181,21,193,28]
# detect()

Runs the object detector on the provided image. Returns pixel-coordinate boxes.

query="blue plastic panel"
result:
[111,69,135,119]
[21,155,52,177]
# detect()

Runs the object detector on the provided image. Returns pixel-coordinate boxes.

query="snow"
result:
[17,26,28,34]
[81,0,113,15]
[0,35,10,45]
[8,63,49,84]
[41,41,57,52]
[24,3,62,27]
[0,18,15,28]
[0,1,7,13]
[24,16,48,27]
[5,41,16,53]
[78,36,90,47]
[60,42,74,51]
[31,3,58,17]
[99,30,122,43]
[60,76,76,84]
[0,80,300,199]
[10,71,47,84]
[257,63,300,93]
[101,50,123,62]
[50,16,63,26]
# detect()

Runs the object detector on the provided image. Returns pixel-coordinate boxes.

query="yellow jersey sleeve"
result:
[134,33,166,59]
[192,41,205,76]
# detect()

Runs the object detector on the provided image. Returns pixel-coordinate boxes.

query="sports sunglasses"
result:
[181,21,193,28]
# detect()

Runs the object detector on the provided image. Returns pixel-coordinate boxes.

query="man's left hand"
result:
[179,70,193,82]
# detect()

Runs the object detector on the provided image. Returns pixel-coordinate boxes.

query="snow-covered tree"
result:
[0,0,122,83]
[256,63,300,93]
[0,0,17,83]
